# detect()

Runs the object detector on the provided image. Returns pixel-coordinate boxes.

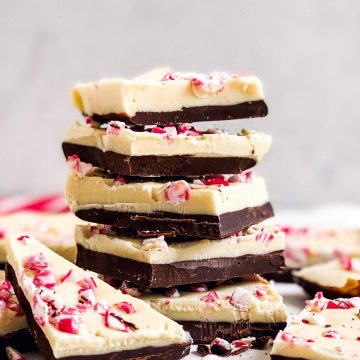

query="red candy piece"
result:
[164,180,191,205]
[201,290,219,303]
[203,176,229,186]
[33,269,56,289]
[57,315,80,334]
[114,176,127,185]
[105,311,130,332]
[24,253,49,271]
[67,155,93,177]
[60,269,78,283]
[107,121,125,136]
[151,127,167,134]
[117,302,136,314]
[327,299,356,309]
[77,277,97,291]
[17,235,30,244]
[0,229,5,239]
[322,330,340,339]
[255,232,275,245]
[119,281,141,297]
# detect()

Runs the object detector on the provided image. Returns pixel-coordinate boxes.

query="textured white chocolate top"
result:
[72,70,264,117]
[0,212,83,263]
[75,224,285,264]
[66,172,269,217]
[0,270,27,336]
[271,293,360,360]
[6,235,187,358]
[142,278,287,323]
[64,123,272,158]
[283,227,360,269]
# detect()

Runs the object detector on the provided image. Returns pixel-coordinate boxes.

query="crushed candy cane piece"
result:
[24,253,49,271]
[164,180,191,205]
[106,121,125,136]
[229,287,253,310]
[322,330,341,339]
[119,281,141,297]
[67,155,93,177]
[201,290,219,303]
[117,302,136,314]
[306,292,327,312]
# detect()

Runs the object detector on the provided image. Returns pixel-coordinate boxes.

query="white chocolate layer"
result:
[75,225,284,264]
[6,235,187,358]
[283,227,360,269]
[0,212,83,263]
[0,271,28,336]
[64,123,272,159]
[142,279,287,323]
[295,258,360,289]
[66,173,270,217]
[271,295,360,360]
[72,71,264,117]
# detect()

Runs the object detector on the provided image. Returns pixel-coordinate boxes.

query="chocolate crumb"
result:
[197,344,210,356]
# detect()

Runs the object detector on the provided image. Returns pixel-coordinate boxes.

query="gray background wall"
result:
[1,0,359,206]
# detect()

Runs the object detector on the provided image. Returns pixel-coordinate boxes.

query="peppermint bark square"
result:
[66,166,274,239]
[6,234,191,360]
[75,224,285,288]
[62,123,271,177]
[72,70,268,126]
[140,276,287,344]
[271,292,360,360]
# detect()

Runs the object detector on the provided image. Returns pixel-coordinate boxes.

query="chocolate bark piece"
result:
[179,321,286,345]
[62,142,257,177]
[6,265,191,360]
[75,202,274,240]
[0,328,37,358]
[76,245,285,288]
[89,100,268,126]
[294,276,355,299]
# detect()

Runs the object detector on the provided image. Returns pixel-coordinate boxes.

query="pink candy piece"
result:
[77,277,97,291]
[322,330,341,339]
[253,287,266,299]
[0,229,5,239]
[60,269,78,283]
[33,295,48,327]
[164,180,191,205]
[306,292,327,312]
[67,155,93,177]
[24,253,49,271]
[105,311,130,332]
[117,302,136,314]
[164,300,171,305]
[255,232,274,245]
[164,287,180,298]
[106,121,125,136]
[6,347,26,360]
[0,280,15,302]
[114,176,127,185]
[151,127,167,134]
[119,281,141,297]
[33,269,56,289]
[94,301,110,316]
[57,315,80,334]
[78,288,96,305]
[17,235,30,244]
[229,288,253,310]
[280,331,303,345]
[203,175,229,187]
[201,290,219,303]
[228,171,253,184]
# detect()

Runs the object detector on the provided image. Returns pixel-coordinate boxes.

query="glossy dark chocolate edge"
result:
[294,276,355,299]
[6,265,191,360]
[76,245,285,288]
[0,328,37,358]
[62,142,257,176]
[179,320,286,345]
[75,202,274,240]
[89,100,268,126]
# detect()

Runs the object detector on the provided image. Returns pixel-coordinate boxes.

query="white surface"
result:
[1,1,360,205]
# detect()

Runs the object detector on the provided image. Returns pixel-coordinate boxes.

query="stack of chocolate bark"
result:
[63,69,287,346]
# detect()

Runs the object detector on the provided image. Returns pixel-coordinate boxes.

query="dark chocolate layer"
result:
[89,100,268,126]
[264,268,295,283]
[62,142,257,176]
[75,202,274,240]
[6,265,191,360]
[76,245,285,288]
[179,320,286,345]
[294,276,357,299]
[0,327,37,358]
